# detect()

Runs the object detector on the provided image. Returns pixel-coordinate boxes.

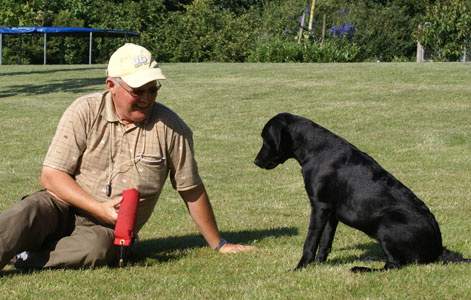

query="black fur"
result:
[254,113,468,272]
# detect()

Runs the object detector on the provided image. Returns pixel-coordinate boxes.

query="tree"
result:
[417,0,471,61]
[0,0,38,27]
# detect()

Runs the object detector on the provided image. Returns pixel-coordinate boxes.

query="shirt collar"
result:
[102,91,120,123]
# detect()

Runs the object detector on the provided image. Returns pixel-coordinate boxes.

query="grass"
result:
[0,62,471,299]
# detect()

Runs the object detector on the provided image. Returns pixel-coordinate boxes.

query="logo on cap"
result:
[133,55,148,68]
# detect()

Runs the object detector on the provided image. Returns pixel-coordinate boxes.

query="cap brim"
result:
[121,68,166,88]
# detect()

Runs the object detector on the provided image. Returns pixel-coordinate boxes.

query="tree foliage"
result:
[417,0,471,61]
[0,0,462,63]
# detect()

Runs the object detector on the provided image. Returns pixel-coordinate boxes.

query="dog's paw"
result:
[350,266,373,273]
[294,260,310,271]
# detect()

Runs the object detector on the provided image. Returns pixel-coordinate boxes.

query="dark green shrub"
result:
[151,0,259,62]
[246,37,360,63]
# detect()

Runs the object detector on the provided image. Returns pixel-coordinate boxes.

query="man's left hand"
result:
[218,243,257,253]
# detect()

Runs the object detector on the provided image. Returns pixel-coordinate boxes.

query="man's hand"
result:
[179,184,258,253]
[97,197,122,225]
[218,243,257,253]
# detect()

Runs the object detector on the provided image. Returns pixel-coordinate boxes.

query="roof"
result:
[0,26,140,65]
[0,26,140,37]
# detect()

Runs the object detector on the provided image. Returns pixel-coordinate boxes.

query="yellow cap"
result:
[106,43,166,88]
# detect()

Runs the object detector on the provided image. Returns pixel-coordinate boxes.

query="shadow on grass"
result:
[0,77,105,98]
[0,231,388,275]
[288,242,386,271]
[0,267,43,277]
[129,226,298,266]
[0,66,104,77]
[324,242,385,266]
[0,227,297,276]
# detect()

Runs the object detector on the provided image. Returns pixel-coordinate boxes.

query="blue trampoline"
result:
[0,26,140,65]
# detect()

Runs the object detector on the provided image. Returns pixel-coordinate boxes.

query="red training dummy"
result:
[114,188,139,246]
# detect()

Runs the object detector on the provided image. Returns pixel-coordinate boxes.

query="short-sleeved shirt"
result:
[43,91,202,231]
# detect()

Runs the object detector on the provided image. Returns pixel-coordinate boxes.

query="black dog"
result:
[254,113,468,272]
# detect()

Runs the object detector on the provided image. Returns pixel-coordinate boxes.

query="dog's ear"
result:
[266,120,281,151]
[268,114,291,154]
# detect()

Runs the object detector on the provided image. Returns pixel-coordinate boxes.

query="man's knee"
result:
[80,226,118,267]
[13,191,70,226]
[0,190,72,256]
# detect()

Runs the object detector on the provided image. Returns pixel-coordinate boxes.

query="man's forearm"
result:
[179,184,222,249]
[40,166,120,224]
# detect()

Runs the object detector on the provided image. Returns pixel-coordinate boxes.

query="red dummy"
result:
[114,188,139,247]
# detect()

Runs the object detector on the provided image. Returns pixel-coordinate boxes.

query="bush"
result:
[150,0,259,62]
[417,0,471,61]
[274,0,425,62]
[311,1,425,62]
[0,0,435,63]
[246,38,360,63]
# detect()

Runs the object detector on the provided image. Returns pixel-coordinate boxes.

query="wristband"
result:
[215,238,227,251]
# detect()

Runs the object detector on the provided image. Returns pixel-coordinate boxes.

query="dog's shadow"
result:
[131,230,386,267]
[325,242,385,265]
[0,229,384,276]
[129,227,298,266]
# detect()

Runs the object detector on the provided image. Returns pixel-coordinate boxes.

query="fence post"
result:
[416,24,424,62]
[19,35,22,64]
[417,42,424,62]
[43,33,47,65]
[89,32,93,65]
[298,13,306,44]
[321,14,326,43]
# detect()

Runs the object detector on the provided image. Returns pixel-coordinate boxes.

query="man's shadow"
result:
[0,227,297,276]
[129,227,298,266]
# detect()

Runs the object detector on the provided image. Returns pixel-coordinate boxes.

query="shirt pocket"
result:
[134,155,168,197]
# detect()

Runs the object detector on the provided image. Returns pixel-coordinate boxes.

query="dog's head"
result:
[254,113,295,170]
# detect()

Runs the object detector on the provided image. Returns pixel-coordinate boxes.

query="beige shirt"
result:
[44,91,202,231]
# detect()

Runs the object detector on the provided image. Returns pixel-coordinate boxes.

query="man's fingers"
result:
[218,243,257,253]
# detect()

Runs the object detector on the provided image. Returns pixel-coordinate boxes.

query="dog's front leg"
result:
[314,213,338,262]
[295,203,331,270]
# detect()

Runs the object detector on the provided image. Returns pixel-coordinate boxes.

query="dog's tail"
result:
[438,247,471,264]
[350,248,470,273]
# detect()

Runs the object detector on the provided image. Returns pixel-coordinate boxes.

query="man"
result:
[0,43,255,270]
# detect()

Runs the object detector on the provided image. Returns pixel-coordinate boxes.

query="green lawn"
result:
[0,62,470,299]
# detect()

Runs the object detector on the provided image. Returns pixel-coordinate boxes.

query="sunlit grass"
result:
[0,62,470,299]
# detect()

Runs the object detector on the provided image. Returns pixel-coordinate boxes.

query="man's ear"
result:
[106,78,117,94]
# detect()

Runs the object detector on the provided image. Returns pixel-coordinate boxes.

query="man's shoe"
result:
[9,251,29,264]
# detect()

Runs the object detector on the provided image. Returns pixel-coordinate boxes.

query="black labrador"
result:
[254,113,468,272]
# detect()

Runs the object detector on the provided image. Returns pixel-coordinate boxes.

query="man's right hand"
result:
[96,197,122,225]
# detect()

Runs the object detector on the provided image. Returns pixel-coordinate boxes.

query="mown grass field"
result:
[0,62,470,299]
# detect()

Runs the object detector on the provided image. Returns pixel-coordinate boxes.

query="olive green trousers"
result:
[0,190,119,270]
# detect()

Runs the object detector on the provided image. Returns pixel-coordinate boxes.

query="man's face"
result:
[106,78,159,125]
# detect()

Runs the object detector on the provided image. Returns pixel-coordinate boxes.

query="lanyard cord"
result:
[107,123,113,196]
[106,122,145,197]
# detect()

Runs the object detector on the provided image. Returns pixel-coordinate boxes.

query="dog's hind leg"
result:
[364,222,404,272]
[314,214,338,262]
[379,240,402,271]
[350,245,400,273]
[351,225,403,273]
